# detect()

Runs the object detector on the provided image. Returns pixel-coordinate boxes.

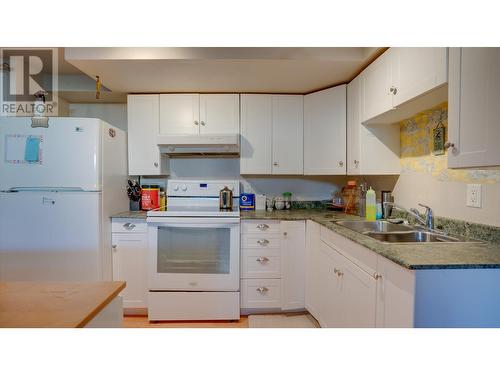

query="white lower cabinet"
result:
[314,237,376,327]
[241,279,282,309]
[375,255,415,328]
[240,220,305,312]
[305,220,414,328]
[280,221,306,311]
[111,219,149,312]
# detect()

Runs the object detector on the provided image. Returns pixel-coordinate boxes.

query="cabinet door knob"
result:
[444,142,455,150]
[354,160,359,167]
[389,86,398,95]
[194,121,199,125]
[373,273,382,280]
[256,287,269,293]
[339,161,344,167]
[256,256,269,263]
[154,162,159,167]
[334,268,343,277]
[257,239,270,246]
[200,121,206,126]
[112,245,117,252]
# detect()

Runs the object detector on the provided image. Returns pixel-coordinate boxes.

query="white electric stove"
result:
[146,180,241,321]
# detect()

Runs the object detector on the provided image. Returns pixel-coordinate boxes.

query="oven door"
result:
[148,217,240,291]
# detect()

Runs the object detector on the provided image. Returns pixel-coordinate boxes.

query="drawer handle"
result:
[256,287,269,293]
[257,239,270,246]
[373,273,382,280]
[256,256,269,263]
[256,224,269,230]
[123,223,136,230]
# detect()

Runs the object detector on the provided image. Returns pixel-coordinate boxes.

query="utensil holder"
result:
[129,199,141,211]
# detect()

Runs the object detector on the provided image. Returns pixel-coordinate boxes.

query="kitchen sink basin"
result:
[335,220,478,243]
[335,220,414,233]
[365,231,461,243]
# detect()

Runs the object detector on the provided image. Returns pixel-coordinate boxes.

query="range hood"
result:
[157,134,240,156]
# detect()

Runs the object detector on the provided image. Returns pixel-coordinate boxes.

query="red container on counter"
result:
[141,184,160,211]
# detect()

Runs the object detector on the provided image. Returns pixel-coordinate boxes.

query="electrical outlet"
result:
[466,184,482,208]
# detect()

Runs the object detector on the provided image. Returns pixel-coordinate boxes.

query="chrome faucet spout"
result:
[383,202,434,230]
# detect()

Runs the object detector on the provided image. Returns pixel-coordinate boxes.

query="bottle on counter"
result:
[376,200,383,220]
[159,189,166,211]
[283,192,292,210]
[365,187,377,221]
[358,182,367,217]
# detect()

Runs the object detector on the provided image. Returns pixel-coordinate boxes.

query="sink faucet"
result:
[383,202,434,230]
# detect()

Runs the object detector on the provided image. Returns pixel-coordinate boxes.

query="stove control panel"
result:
[167,180,240,197]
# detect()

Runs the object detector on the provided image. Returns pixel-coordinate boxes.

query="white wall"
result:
[392,170,500,227]
[144,158,349,201]
[69,103,127,131]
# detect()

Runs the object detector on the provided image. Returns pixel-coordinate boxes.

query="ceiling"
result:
[64,47,384,103]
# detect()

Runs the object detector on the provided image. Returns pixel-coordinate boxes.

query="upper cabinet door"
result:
[347,76,361,175]
[448,48,500,168]
[361,49,394,123]
[304,85,346,175]
[127,95,163,176]
[392,48,448,107]
[159,94,200,135]
[240,94,273,174]
[272,95,304,174]
[199,94,240,135]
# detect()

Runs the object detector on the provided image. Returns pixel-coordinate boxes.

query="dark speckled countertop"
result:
[111,209,500,270]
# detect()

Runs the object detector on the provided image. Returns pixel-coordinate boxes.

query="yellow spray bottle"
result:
[365,186,377,221]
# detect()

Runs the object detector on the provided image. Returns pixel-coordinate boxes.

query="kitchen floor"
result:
[123,313,319,328]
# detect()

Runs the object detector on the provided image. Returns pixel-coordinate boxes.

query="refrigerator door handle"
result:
[42,197,56,205]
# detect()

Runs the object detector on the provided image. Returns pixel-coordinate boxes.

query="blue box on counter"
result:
[239,193,255,211]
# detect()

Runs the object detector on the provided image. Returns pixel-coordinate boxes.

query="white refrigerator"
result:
[0,117,128,281]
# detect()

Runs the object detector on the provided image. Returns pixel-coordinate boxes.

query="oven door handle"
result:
[147,217,240,225]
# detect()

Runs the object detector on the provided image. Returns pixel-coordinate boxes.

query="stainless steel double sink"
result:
[334,220,475,243]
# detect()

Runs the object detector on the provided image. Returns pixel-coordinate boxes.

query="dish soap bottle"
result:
[365,187,377,221]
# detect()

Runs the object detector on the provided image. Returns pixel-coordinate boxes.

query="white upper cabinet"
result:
[240,94,273,174]
[448,48,500,168]
[361,49,394,123]
[347,75,400,175]
[304,85,347,175]
[127,94,168,176]
[361,48,448,124]
[392,47,448,107]
[199,94,240,135]
[159,94,239,136]
[159,94,200,135]
[240,94,303,175]
[272,95,304,174]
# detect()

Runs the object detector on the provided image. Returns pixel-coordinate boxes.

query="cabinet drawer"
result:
[320,226,377,275]
[241,248,281,279]
[241,279,282,309]
[112,219,147,233]
[242,234,281,248]
[241,220,280,234]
